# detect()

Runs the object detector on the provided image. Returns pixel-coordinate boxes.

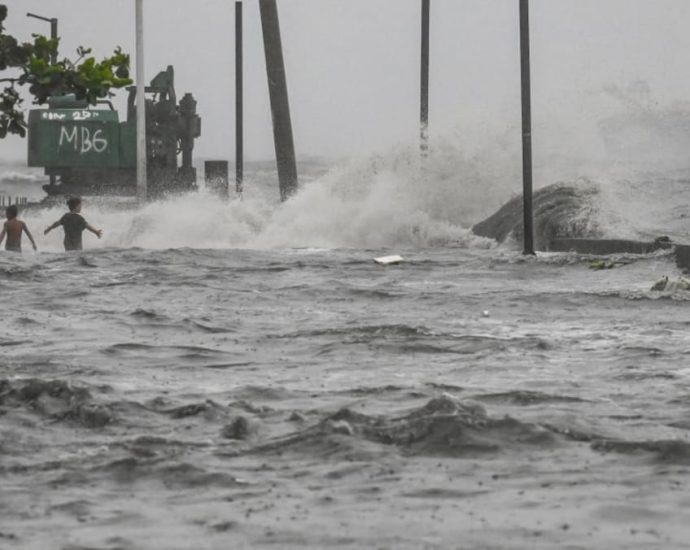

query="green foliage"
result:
[0,85,23,137]
[0,4,133,138]
[589,260,615,270]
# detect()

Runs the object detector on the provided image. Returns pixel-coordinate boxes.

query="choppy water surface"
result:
[1,156,690,549]
[2,245,689,549]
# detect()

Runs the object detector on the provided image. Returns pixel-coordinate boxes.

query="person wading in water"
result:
[0,204,38,253]
[44,197,103,251]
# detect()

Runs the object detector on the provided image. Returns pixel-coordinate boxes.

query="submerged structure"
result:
[472,182,600,250]
[27,66,201,198]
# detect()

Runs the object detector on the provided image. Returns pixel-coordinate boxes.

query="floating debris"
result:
[374,255,403,265]
[650,276,690,292]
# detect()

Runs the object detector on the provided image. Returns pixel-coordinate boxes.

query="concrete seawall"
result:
[547,237,690,272]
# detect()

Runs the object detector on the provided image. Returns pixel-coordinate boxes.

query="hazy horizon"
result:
[3,0,690,172]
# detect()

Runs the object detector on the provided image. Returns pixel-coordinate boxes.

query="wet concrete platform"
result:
[547,238,673,255]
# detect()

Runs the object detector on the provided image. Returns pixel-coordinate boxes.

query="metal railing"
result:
[0,196,29,207]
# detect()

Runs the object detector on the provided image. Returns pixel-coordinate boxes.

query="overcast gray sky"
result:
[3,0,690,162]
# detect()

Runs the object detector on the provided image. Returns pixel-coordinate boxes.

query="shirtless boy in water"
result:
[44,197,102,251]
[0,205,37,253]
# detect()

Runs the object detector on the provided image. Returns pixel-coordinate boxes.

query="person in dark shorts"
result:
[0,204,38,253]
[44,197,103,251]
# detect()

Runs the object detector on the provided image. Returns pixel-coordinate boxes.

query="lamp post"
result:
[26,12,58,65]
[27,12,58,190]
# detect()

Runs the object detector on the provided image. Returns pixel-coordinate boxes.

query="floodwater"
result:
[1,155,690,549]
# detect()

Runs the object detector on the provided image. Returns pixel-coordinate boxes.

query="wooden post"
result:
[420,0,430,157]
[259,0,298,201]
[235,1,244,196]
[520,0,534,255]
[135,0,147,202]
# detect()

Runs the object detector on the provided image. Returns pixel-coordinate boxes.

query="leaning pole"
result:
[135,0,147,202]
[259,0,298,201]
[519,0,534,254]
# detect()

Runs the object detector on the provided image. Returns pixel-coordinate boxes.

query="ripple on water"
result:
[253,394,560,459]
[0,378,114,428]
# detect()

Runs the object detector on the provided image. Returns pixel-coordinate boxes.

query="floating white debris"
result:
[374,255,403,265]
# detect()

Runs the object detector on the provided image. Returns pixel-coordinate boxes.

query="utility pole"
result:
[519,0,534,255]
[420,0,430,157]
[235,1,243,196]
[135,0,147,202]
[259,0,298,201]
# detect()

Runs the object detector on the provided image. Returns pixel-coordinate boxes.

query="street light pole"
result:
[26,12,58,65]
[50,18,58,65]
[27,12,58,191]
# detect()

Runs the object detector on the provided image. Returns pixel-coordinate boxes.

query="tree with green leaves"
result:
[0,4,132,138]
